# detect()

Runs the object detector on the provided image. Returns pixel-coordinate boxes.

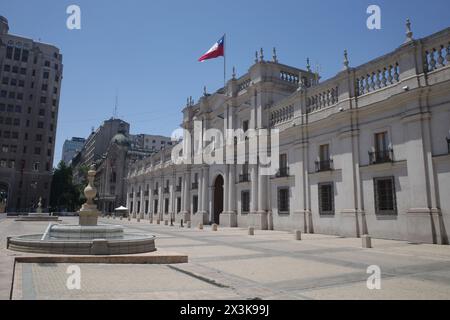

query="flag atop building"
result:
[198,35,225,62]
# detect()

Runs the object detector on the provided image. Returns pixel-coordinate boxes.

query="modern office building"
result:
[0,16,63,212]
[61,137,85,165]
[126,23,450,244]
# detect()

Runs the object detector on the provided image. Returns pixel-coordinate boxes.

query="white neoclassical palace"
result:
[126,24,450,244]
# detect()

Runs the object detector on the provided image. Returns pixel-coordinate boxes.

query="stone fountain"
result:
[7,165,156,255]
[15,197,59,221]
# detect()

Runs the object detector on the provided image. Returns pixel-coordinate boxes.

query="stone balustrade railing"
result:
[306,85,339,113]
[238,78,251,92]
[280,70,299,84]
[423,32,450,73]
[270,104,294,127]
[355,63,400,96]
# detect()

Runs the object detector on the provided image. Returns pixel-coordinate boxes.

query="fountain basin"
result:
[7,232,156,255]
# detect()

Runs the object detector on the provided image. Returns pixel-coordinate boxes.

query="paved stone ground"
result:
[2,216,450,299]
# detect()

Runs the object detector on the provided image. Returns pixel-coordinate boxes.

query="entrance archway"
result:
[0,182,9,213]
[213,175,224,224]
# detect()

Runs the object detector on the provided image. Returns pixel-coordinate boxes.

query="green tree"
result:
[49,161,83,212]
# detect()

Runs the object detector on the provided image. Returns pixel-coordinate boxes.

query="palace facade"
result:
[126,24,450,244]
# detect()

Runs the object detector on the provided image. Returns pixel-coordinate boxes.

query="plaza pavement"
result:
[1,216,450,299]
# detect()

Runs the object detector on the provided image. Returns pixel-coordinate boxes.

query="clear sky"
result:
[2,0,450,165]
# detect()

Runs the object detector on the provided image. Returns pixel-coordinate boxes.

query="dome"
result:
[111,133,130,147]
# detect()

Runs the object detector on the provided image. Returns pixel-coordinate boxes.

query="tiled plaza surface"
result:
[1,216,450,299]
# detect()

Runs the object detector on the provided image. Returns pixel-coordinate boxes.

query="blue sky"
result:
[2,0,450,165]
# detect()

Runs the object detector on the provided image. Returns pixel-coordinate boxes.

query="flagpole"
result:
[223,33,226,88]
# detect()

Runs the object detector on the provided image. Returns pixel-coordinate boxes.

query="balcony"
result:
[176,185,182,192]
[144,190,149,196]
[239,173,250,183]
[191,182,199,190]
[369,149,393,165]
[153,190,159,196]
[275,167,290,178]
[164,187,170,194]
[136,192,141,197]
[315,159,333,172]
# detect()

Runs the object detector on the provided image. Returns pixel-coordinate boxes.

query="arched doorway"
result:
[213,175,224,224]
[0,182,9,213]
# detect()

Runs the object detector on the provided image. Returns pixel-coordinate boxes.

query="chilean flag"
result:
[198,35,225,62]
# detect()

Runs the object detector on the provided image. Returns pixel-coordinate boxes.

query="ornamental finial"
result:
[343,49,349,70]
[306,57,311,72]
[405,18,413,43]
[259,48,264,62]
[232,66,236,79]
[272,47,278,63]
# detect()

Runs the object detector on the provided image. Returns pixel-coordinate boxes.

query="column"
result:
[198,169,203,212]
[223,165,229,213]
[250,164,258,213]
[158,177,163,220]
[148,178,153,217]
[228,164,236,212]
[202,167,209,214]
[140,182,144,218]
[404,113,443,243]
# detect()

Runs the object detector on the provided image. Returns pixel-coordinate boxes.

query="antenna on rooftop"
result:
[113,90,119,119]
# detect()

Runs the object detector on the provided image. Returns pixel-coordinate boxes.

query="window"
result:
[374,177,397,215]
[370,132,392,164]
[177,197,181,213]
[33,162,40,171]
[13,47,21,61]
[40,96,47,103]
[6,46,13,59]
[3,65,10,72]
[21,49,29,62]
[2,77,8,85]
[277,188,290,214]
[319,182,334,215]
[276,154,289,177]
[241,190,250,214]
[37,121,44,128]
[243,120,249,132]
[39,109,45,116]
[164,198,169,214]
[43,71,49,79]
[12,66,18,73]
[192,195,198,213]
[41,84,48,91]
[154,199,159,213]
[34,147,41,155]
[20,67,26,75]
[44,60,50,67]
[36,134,43,141]
[316,144,333,172]
[1,145,8,153]
[10,78,17,86]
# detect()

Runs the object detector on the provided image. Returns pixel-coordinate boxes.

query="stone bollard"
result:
[180,219,184,228]
[186,221,191,228]
[362,235,372,248]
[198,223,204,230]
[157,219,160,225]
[128,216,131,221]
[295,230,302,240]
[164,220,168,226]
[137,217,140,222]
[113,215,116,219]
[212,224,218,231]
[248,227,254,236]
[150,217,153,224]
[120,216,123,221]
